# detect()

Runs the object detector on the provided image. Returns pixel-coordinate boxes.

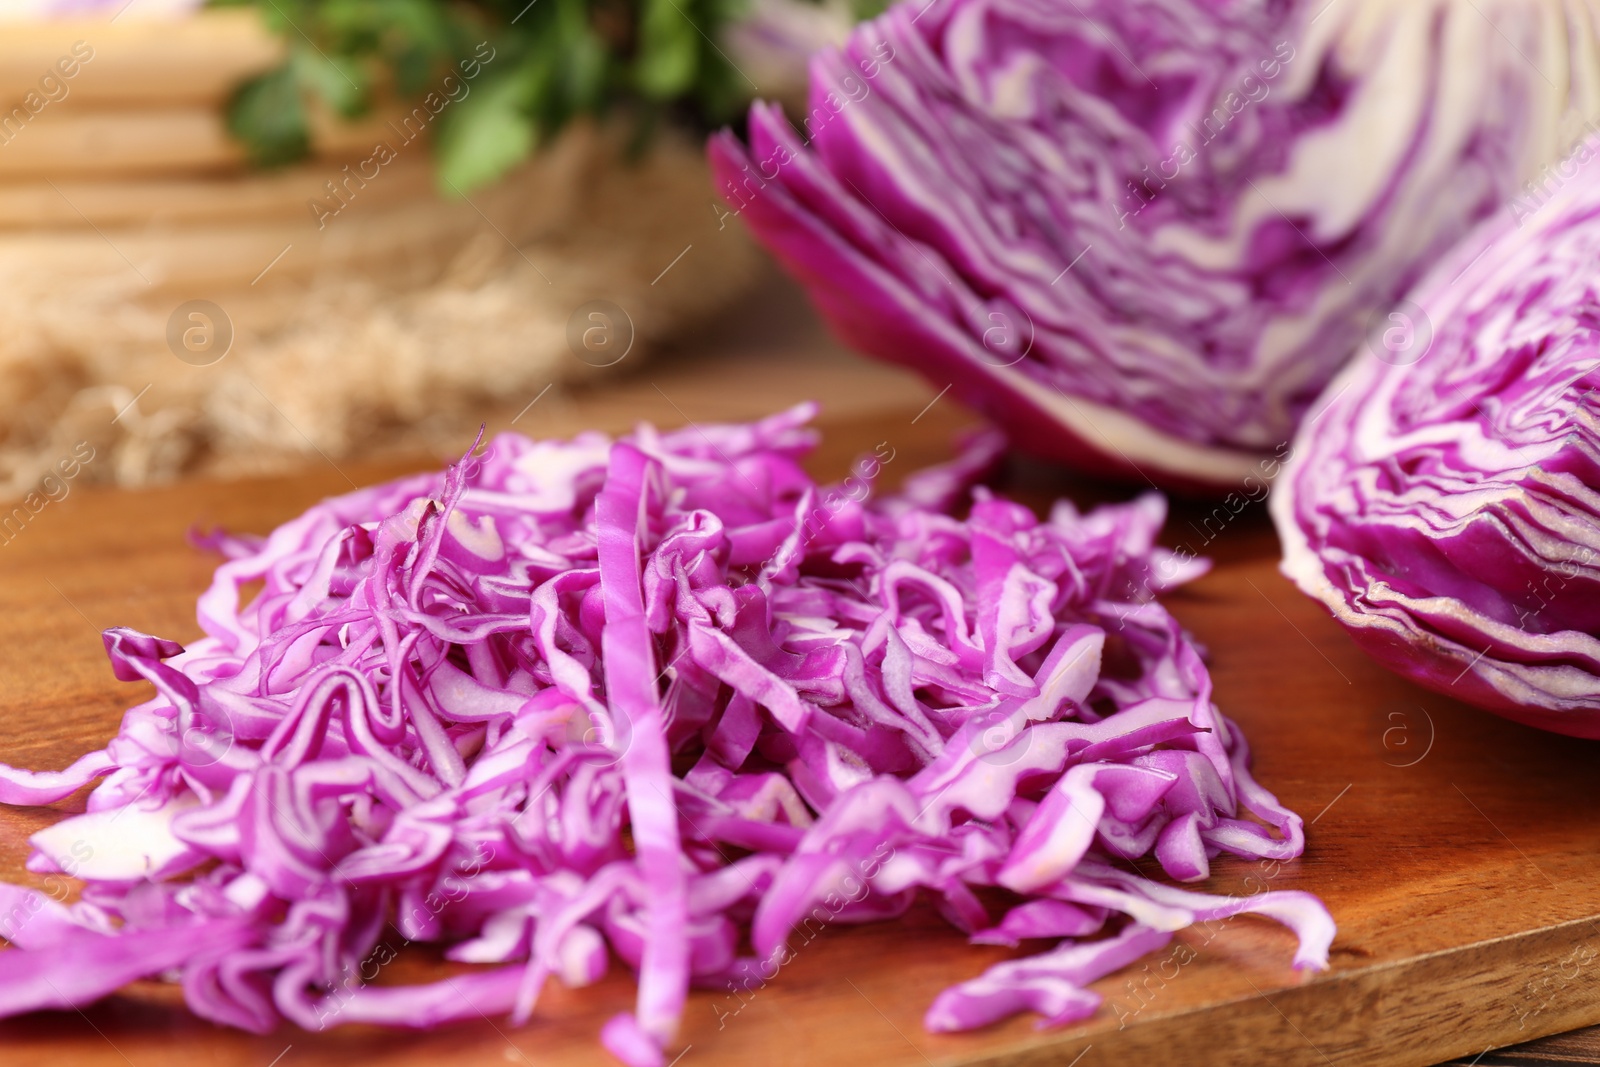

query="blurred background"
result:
[0,0,896,496]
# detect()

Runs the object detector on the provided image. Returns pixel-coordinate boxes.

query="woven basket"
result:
[0,12,761,491]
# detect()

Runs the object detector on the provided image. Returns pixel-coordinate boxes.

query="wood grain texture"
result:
[0,11,282,107]
[0,102,434,179]
[1445,1025,1600,1066]
[0,340,1597,1067]
[0,13,438,181]
[0,160,441,229]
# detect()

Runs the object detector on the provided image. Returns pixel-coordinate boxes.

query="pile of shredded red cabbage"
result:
[0,405,1331,1065]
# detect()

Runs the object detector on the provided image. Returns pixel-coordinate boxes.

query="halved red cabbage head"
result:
[710,0,1600,488]
[1273,138,1600,739]
[0,407,1331,1065]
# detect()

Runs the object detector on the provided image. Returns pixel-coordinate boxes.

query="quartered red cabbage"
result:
[0,406,1331,1064]
[710,0,1600,488]
[1273,137,1600,740]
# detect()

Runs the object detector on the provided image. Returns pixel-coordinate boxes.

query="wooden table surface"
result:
[1,291,1598,1067]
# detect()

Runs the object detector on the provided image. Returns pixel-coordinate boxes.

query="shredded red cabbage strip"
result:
[0,405,1331,1065]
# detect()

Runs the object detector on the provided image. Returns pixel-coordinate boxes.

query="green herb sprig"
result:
[215,0,751,192]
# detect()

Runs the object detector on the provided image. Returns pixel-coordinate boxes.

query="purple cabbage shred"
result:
[0,405,1331,1064]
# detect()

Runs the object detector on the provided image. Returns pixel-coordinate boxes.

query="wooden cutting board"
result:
[0,336,1597,1067]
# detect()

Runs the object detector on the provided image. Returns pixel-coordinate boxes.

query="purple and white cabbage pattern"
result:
[0,407,1331,1065]
[1273,138,1600,739]
[711,0,1600,487]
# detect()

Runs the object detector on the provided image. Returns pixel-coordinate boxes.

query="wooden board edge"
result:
[968,914,1600,1067]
